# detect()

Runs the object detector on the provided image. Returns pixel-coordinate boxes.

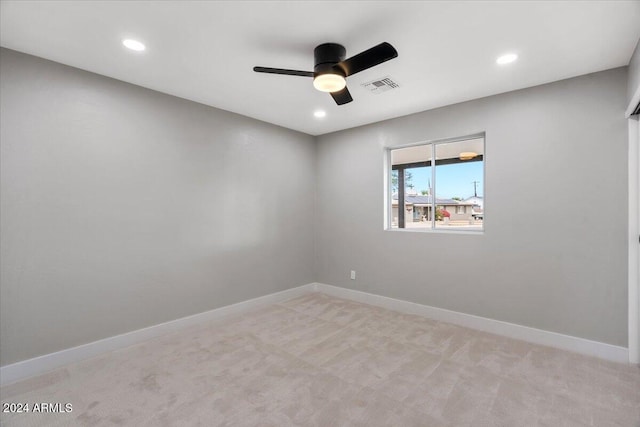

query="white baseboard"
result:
[1,281,630,387]
[314,283,629,364]
[0,283,316,387]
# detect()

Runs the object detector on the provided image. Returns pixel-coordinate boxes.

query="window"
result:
[387,135,484,232]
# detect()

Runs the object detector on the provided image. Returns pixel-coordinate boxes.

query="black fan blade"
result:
[330,87,353,105]
[253,66,314,77]
[335,42,398,77]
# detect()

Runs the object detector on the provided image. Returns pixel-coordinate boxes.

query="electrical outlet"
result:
[350,270,356,280]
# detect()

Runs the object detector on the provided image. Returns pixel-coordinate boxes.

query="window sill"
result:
[385,227,484,235]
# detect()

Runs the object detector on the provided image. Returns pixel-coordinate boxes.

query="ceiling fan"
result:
[253,42,398,105]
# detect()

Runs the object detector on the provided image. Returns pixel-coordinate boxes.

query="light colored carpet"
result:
[1,292,639,426]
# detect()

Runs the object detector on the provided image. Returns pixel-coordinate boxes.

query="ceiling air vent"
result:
[361,76,400,95]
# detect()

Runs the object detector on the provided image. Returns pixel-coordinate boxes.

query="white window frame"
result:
[384,132,485,234]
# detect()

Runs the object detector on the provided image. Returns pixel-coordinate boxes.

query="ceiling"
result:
[1,1,639,136]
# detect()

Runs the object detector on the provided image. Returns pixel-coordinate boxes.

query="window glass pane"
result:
[434,138,484,231]
[390,144,433,229]
[390,166,431,229]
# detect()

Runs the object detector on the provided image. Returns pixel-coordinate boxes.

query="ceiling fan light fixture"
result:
[459,151,478,160]
[313,73,347,93]
[253,41,397,105]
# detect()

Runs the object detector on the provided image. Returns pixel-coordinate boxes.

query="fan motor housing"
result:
[314,43,346,76]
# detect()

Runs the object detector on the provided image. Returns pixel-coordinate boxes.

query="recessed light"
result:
[496,53,517,65]
[122,39,146,52]
[314,110,326,118]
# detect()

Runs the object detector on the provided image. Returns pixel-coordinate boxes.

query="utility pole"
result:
[472,181,479,197]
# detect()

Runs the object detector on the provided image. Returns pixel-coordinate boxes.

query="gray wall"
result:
[316,67,629,346]
[0,48,316,365]
[628,38,640,107]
